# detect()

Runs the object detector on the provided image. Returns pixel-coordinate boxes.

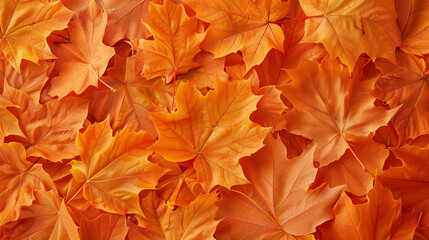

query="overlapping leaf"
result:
[1,190,79,240]
[283,56,396,167]
[0,0,73,71]
[151,79,269,190]
[0,143,55,225]
[3,85,89,162]
[313,137,388,195]
[375,50,429,142]
[183,0,290,72]
[215,135,344,238]
[137,191,219,239]
[380,145,429,209]
[79,211,128,240]
[90,53,173,136]
[299,0,401,69]
[397,0,429,56]
[70,119,167,215]
[138,0,205,83]
[319,179,419,239]
[102,0,153,46]
[47,0,115,98]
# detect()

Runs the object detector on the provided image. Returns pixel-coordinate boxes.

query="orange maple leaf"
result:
[215,134,344,238]
[3,84,90,162]
[300,0,401,70]
[0,95,22,141]
[283,56,396,168]
[397,0,429,56]
[79,210,128,240]
[183,0,290,72]
[380,145,429,210]
[3,60,53,102]
[0,0,73,71]
[47,0,115,98]
[90,53,173,136]
[0,143,55,225]
[375,50,429,142]
[319,179,419,239]
[102,0,153,46]
[1,190,79,240]
[137,191,219,239]
[138,0,205,83]
[150,79,269,191]
[70,119,167,215]
[313,136,388,196]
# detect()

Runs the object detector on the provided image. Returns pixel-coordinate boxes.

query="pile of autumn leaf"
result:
[1,0,429,239]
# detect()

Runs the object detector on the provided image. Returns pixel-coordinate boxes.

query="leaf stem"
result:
[98,77,116,92]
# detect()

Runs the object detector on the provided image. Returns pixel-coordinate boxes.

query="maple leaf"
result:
[379,145,429,210]
[90,53,173,136]
[60,178,91,222]
[313,137,389,196]
[150,79,269,191]
[3,85,90,162]
[3,60,53,102]
[138,0,205,83]
[102,0,154,46]
[183,0,290,72]
[283,56,396,167]
[0,0,73,71]
[179,51,229,90]
[215,134,344,238]
[3,84,89,162]
[136,191,167,239]
[0,190,79,240]
[279,130,312,159]
[319,179,419,240]
[151,154,202,206]
[164,192,220,239]
[397,0,429,56]
[137,191,220,239]
[70,119,167,215]
[254,18,327,88]
[299,0,401,70]
[79,211,128,240]
[0,96,22,141]
[0,143,55,225]
[250,86,287,130]
[375,50,429,142]
[47,0,115,98]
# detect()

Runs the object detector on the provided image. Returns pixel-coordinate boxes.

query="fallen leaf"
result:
[319,179,419,240]
[375,50,429,142]
[70,119,167,215]
[0,190,79,240]
[151,79,269,191]
[0,0,73,71]
[300,0,401,69]
[284,56,396,167]
[138,0,205,83]
[215,134,344,238]
[183,0,290,72]
[0,143,55,225]
[47,0,115,98]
